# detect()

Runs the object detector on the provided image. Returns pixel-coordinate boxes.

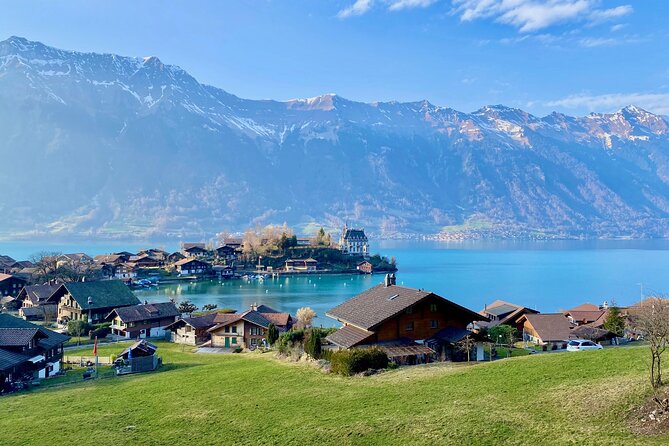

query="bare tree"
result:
[296,307,317,328]
[632,297,669,389]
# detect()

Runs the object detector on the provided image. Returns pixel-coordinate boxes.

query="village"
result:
[0,224,656,393]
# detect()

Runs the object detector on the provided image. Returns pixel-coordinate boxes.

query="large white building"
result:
[338,225,369,257]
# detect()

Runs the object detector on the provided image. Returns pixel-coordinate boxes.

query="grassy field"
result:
[0,342,666,446]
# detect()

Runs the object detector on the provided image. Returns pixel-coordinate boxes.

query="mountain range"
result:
[2,36,669,241]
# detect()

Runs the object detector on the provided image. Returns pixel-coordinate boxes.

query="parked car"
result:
[567,339,603,352]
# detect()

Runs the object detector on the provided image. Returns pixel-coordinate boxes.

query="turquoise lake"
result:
[3,239,669,327]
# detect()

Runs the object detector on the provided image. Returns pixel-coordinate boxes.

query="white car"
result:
[567,339,603,352]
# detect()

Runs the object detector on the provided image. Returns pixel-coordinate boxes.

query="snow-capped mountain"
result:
[2,36,669,240]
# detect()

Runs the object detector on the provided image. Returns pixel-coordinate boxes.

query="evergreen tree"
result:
[305,330,322,359]
[267,323,279,346]
[603,306,625,336]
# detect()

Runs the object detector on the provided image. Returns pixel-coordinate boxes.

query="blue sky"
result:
[1,0,668,115]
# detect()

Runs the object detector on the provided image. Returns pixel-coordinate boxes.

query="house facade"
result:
[208,305,293,349]
[182,243,209,258]
[285,258,318,272]
[0,274,27,298]
[56,281,141,324]
[326,274,487,363]
[215,246,237,262]
[107,302,179,339]
[478,299,540,333]
[0,314,69,383]
[174,258,212,275]
[357,261,373,274]
[164,313,219,345]
[338,225,369,256]
[518,313,575,347]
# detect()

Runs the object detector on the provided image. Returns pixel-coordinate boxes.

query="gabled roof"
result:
[0,327,44,346]
[61,281,140,310]
[20,305,57,319]
[107,302,179,323]
[261,312,292,327]
[326,284,485,331]
[565,310,606,324]
[0,313,70,350]
[570,325,615,341]
[520,313,574,342]
[255,304,280,313]
[0,255,17,266]
[60,253,93,262]
[19,284,63,305]
[326,325,374,348]
[568,303,600,312]
[165,313,218,330]
[174,258,210,267]
[0,273,26,283]
[342,228,368,241]
[183,243,207,251]
[120,340,158,358]
[0,348,30,371]
[94,254,124,264]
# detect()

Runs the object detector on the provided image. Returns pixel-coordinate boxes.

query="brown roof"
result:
[326,284,485,331]
[261,312,292,327]
[213,313,242,324]
[568,303,600,312]
[326,325,374,348]
[165,313,219,330]
[570,325,615,341]
[565,310,606,324]
[521,313,574,342]
[107,302,179,323]
[174,258,210,267]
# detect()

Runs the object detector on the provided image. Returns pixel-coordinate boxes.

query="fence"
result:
[63,355,113,366]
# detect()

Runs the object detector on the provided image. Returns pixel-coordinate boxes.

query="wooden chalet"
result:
[0,314,69,384]
[518,313,575,347]
[173,258,212,275]
[164,313,220,345]
[285,258,318,272]
[357,261,373,274]
[128,254,162,268]
[478,299,540,332]
[56,281,141,325]
[215,245,237,262]
[182,243,209,258]
[326,274,487,363]
[0,274,27,298]
[208,305,293,349]
[107,302,180,339]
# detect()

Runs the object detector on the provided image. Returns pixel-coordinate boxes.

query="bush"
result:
[330,347,389,376]
[67,320,91,337]
[89,326,110,339]
[232,347,243,353]
[305,330,322,359]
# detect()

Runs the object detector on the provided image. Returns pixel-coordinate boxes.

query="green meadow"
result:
[0,342,666,446]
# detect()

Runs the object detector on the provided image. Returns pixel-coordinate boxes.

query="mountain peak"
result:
[285,93,340,111]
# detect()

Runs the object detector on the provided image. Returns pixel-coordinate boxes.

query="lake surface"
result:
[4,239,669,327]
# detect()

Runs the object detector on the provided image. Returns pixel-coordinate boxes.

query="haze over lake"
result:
[4,239,667,325]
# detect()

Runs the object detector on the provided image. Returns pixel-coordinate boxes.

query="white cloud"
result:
[546,92,669,115]
[451,0,633,33]
[388,0,437,11]
[579,37,616,47]
[337,0,374,18]
[610,23,627,32]
[337,0,435,18]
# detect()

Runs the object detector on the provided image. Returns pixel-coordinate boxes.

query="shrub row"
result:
[330,347,389,376]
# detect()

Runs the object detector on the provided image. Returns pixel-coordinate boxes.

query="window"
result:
[232,326,237,333]
[430,304,438,313]
[224,326,230,333]
[405,321,414,332]
[405,307,413,314]
[430,320,438,329]
[232,337,237,345]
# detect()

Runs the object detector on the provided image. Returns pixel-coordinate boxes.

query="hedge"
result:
[330,347,389,376]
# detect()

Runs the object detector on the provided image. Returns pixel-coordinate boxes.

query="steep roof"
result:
[165,313,218,330]
[568,303,600,312]
[342,228,368,241]
[107,302,179,323]
[326,325,374,348]
[174,258,210,267]
[565,310,606,324]
[0,348,30,371]
[61,281,140,310]
[0,273,25,283]
[19,284,63,305]
[326,284,484,331]
[0,313,69,350]
[521,313,574,342]
[183,243,207,251]
[0,327,44,346]
[261,312,292,327]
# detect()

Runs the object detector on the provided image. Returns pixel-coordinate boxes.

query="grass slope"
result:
[0,342,666,446]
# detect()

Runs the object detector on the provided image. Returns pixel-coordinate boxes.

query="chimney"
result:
[251,302,258,311]
[390,273,396,286]
[384,274,390,287]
